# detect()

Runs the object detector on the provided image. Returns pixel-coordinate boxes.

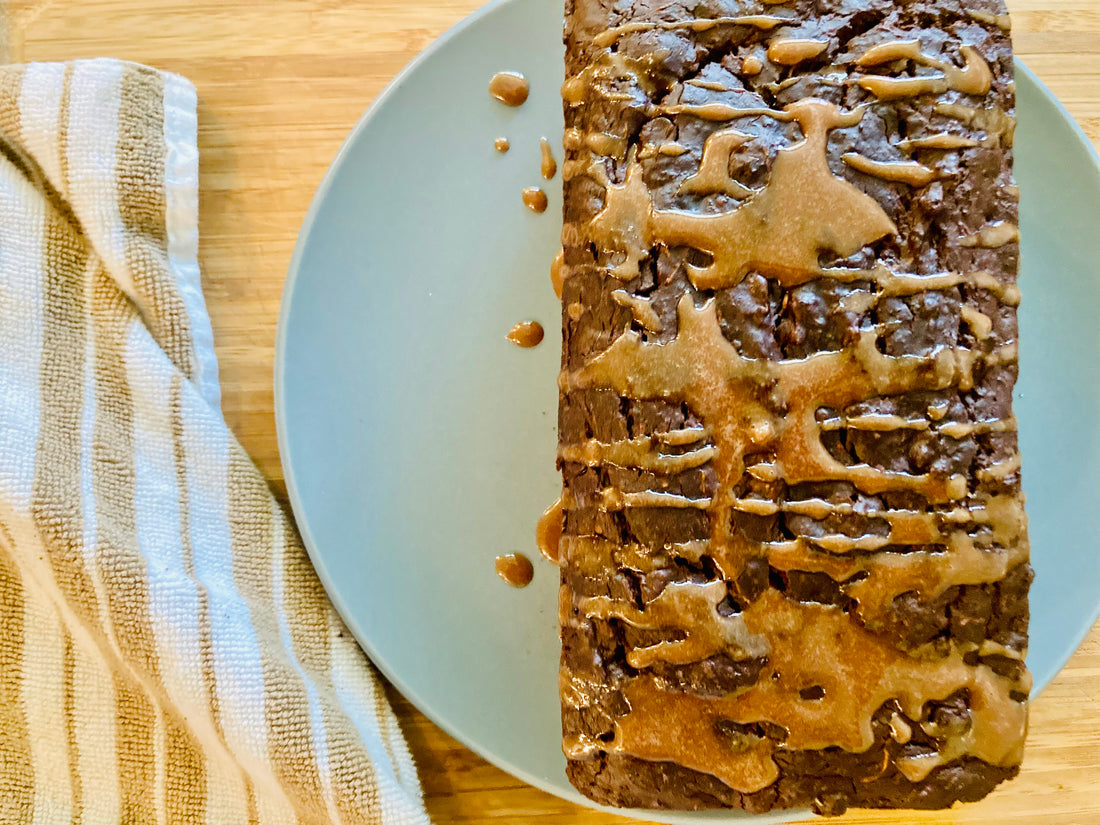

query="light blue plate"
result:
[275,0,1100,820]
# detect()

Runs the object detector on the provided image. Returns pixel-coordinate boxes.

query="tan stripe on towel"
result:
[114,675,159,824]
[369,674,403,783]
[280,521,353,825]
[170,375,222,729]
[33,203,101,627]
[23,565,74,819]
[0,533,35,823]
[280,519,383,825]
[170,374,259,825]
[246,781,261,825]
[327,710,385,825]
[63,628,84,825]
[0,66,26,140]
[92,264,215,823]
[282,516,332,677]
[166,713,207,825]
[0,66,32,191]
[116,65,196,379]
[71,621,122,823]
[228,453,332,825]
[89,264,159,673]
[56,63,73,202]
[88,265,171,823]
[274,510,347,825]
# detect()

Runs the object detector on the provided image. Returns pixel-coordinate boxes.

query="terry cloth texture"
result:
[0,59,430,825]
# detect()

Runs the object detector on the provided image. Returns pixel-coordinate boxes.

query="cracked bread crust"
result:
[559,0,1028,814]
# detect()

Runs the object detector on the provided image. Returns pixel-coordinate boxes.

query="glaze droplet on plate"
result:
[522,187,549,213]
[494,137,510,153]
[489,71,529,106]
[495,553,534,587]
[507,320,544,348]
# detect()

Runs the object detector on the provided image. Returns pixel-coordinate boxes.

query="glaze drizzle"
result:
[557,10,1027,797]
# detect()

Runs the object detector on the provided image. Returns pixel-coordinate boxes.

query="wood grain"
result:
[8,1,1099,822]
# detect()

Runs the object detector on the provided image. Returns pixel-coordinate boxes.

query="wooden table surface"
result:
[7,1,1099,822]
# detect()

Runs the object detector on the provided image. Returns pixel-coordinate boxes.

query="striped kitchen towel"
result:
[0,60,430,825]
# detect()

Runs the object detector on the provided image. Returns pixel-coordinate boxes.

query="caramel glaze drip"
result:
[611,592,1028,791]
[540,137,558,180]
[680,129,755,198]
[686,79,733,92]
[489,71,529,106]
[898,133,980,151]
[522,187,548,213]
[968,10,1012,31]
[961,305,994,339]
[590,101,897,286]
[551,249,566,300]
[536,498,563,565]
[565,294,984,506]
[564,128,627,159]
[767,38,829,66]
[559,22,1027,795]
[935,103,1016,148]
[960,221,1020,249]
[855,43,992,101]
[559,430,716,474]
[824,264,1021,307]
[741,55,764,76]
[562,52,661,107]
[494,137,510,153]
[890,714,913,743]
[820,412,1016,437]
[610,290,664,333]
[507,320,544,348]
[585,581,770,667]
[657,142,689,157]
[593,16,787,48]
[761,495,1026,628]
[842,152,938,187]
[495,553,533,587]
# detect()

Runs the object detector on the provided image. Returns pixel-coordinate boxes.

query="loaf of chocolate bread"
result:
[557,0,1029,814]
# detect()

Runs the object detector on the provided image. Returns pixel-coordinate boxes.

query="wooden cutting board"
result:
[8,1,1098,822]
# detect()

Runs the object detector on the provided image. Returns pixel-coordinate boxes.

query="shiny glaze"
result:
[507,320,544,348]
[855,42,993,101]
[557,27,1027,794]
[536,499,564,565]
[522,187,548,213]
[766,38,828,66]
[842,152,938,186]
[550,249,566,300]
[489,71,529,106]
[495,553,534,587]
[540,137,558,180]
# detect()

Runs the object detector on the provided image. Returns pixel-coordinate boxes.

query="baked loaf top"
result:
[558,0,1029,814]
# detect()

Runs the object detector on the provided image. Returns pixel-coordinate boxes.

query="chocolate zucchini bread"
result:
[557,0,1029,814]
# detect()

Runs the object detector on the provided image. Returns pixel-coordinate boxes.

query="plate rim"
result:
[273,4,1100,816]
[1012,59,1100,675]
